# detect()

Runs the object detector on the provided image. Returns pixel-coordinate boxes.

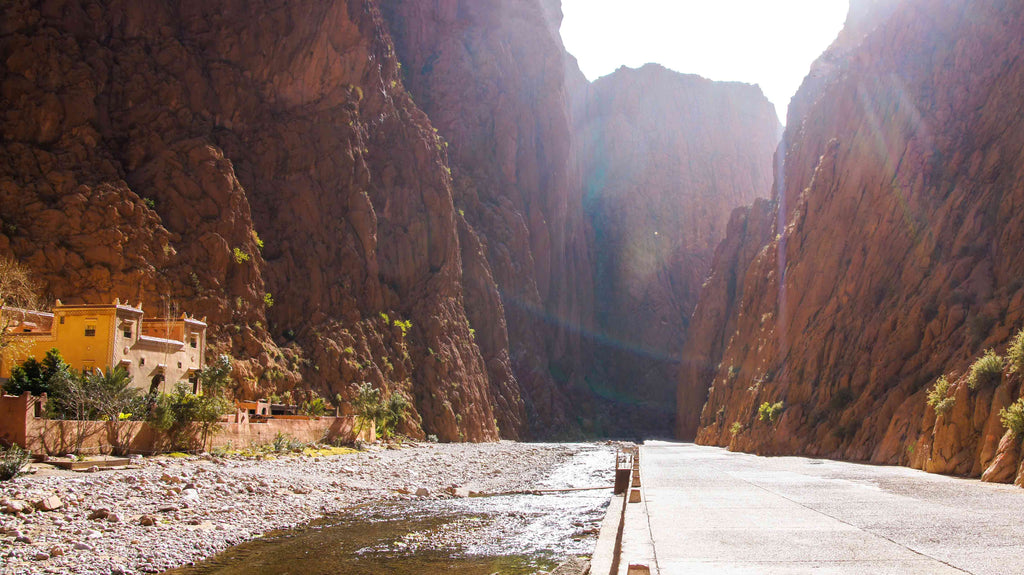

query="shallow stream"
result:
[167,446,613,574]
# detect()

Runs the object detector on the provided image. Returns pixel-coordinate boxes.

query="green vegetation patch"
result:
[351,382,409,439]
[0,444,31,481]
[232,247,250,264]
[926,376,956,416]
[758,401,784,424]
[1008,328,1024,374]
[966,350,1003,390]
[999,398,1024,437]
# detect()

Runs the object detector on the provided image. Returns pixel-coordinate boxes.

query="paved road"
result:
[638,442,1024,574]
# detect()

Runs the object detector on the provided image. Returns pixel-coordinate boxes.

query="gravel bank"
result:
[0,441,609,574]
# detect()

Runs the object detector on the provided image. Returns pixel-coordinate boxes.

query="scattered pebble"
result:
[0,442,600,573]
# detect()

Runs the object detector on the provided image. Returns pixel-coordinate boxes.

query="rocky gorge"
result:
[5,0,1024,492]
[0,0,780,441]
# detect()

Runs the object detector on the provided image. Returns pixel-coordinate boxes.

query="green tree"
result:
[4,349,71,396]
[351,382,384,436]
[349,382,408,439]
[302,392,329,417]
[151,355,234,451]
[84,367,143,422]
[84,366,144,455]
[381,394,409,438]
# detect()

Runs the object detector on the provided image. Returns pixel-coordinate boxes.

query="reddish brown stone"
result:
[0,0,502,441]
[682,0,1024,487]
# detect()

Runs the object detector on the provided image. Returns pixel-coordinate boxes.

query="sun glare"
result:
[560,0,850,123]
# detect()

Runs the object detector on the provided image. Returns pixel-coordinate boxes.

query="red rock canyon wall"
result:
[681,0,1024,485]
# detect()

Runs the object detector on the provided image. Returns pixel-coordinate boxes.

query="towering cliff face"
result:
[0,0,505,441]
[577,65,779,435]
[380,1,782,437]
[681,0,1024,483]
[379,0,596,437]
[0,0,790,442]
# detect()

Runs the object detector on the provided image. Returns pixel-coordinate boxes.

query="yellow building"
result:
[1,300,207,394]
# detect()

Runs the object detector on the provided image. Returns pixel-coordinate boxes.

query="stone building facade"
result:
[1,300,207,394]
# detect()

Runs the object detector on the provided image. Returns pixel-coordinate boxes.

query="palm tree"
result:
[85,367,143,455]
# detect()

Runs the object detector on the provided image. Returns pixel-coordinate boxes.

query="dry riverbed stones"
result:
[0,442,591,574]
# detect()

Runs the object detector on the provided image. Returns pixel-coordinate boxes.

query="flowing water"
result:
[168,445,613,574]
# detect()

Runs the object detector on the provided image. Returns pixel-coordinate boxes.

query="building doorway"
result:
[149,374,165,395]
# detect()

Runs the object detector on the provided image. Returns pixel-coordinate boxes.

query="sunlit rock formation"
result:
[681,0,1024,486]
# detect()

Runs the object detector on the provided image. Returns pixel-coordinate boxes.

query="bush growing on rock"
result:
[758,401,784,423]
[1008,329,1024,374]
[966,350,1003,390]
[999,398,1024,437]
[232,247,250,264]
[926,376,956,416]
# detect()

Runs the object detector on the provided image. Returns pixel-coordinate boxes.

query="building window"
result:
[123,326,132,338]
[190,335,198,349]
[140,357,146,366]
[84,325,96,337]
[177,361,182,369]
[59,316,65,325]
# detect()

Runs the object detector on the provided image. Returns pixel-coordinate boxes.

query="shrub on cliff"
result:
[758,401,784,423]
[1008,329,1024,374]
[999,398,1024,437]
[966,350,1003,390]
[926,376,956,416]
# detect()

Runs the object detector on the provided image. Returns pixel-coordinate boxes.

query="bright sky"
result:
[560,0,850,123]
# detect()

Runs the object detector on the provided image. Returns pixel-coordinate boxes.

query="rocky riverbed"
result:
[0,442,613,574]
